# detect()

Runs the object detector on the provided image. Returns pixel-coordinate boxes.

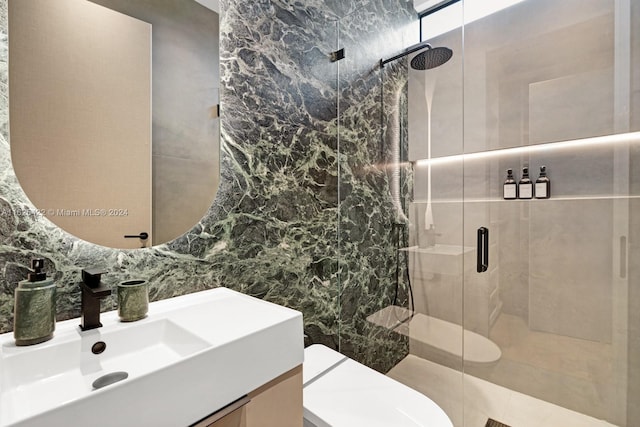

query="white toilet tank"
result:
[303,344,453,427]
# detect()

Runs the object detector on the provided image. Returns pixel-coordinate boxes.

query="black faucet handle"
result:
[81,268,108,288]
[83,285,111,298]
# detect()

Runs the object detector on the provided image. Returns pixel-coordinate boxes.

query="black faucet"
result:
[80,268,111,331]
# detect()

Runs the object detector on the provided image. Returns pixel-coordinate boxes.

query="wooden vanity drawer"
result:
[193,365,303,427]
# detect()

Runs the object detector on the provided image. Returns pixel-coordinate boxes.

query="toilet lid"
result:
[304,345,453,427]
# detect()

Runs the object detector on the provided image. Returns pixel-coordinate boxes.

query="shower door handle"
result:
[477,227,489,273]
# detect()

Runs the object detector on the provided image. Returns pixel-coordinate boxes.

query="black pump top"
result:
[27,258,47,282]
[507,168,513,176]
[522,167,529,177]
[539,165,547,176]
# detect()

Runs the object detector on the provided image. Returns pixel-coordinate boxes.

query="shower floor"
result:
[386,310,621,426]
[487,313,615,421]
[387,354,616,427]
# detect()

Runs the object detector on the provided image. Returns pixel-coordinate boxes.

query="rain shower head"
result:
[380,41,453,69]
[410,46,453,70]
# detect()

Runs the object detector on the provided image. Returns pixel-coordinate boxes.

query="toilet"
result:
[303,344,453,427]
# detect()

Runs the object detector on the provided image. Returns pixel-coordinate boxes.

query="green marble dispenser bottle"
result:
[13,259,56,346]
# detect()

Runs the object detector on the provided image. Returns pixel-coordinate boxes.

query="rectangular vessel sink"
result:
[1,319,208,424]
[0,288,303,427]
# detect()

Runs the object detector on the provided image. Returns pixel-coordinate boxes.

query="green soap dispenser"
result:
[14,258,56,346]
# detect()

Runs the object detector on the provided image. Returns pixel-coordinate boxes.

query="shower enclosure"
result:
[341,0,639,425]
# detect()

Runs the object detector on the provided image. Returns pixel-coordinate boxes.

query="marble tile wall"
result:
[335,2,416,369]
[0,0,415,372]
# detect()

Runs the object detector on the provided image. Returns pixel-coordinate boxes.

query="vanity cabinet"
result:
[193,365,303,427]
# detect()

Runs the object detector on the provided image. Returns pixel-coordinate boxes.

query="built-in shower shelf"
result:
[412,195,640,204]
[366,306,502,365]
[399,245,473,256]
[400,245,474,275]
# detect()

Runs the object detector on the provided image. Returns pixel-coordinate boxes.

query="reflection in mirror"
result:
[8,0,220,249]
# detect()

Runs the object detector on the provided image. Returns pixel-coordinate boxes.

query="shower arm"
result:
[380,42,432,67]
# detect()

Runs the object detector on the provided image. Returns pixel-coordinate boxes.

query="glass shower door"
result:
[461,0,638,425]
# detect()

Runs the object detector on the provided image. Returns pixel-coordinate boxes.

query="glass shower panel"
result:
[462,0,638,425]
[380,4,466,426]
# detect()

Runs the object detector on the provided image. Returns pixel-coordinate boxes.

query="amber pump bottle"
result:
[518,167,533,199]
[535,165,550,199]
[503,169,517,200]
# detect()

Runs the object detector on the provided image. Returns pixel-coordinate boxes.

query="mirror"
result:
[8,0,220,249]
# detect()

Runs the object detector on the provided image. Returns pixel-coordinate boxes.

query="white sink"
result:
[1,318,208,422]
[0,288,303,427]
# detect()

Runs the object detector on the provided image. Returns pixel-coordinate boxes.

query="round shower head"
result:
[410,46,453,70]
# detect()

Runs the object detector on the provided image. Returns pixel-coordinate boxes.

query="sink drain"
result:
[91,341,106,355]
[92,371,129,390]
